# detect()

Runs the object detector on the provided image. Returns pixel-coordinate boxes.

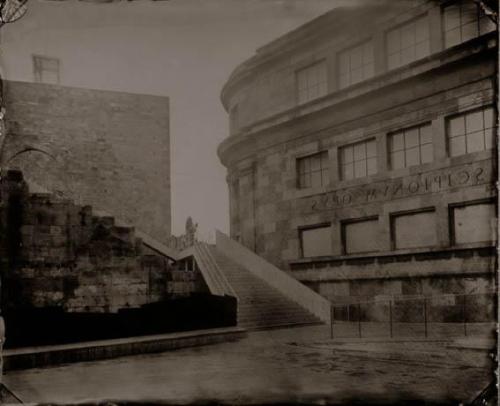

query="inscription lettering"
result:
[304,161,492,213]
[474,167,484,183]
[408,181,419,194]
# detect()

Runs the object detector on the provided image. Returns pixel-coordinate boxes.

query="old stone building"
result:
[218,1,498,303]
[1,81,171,243]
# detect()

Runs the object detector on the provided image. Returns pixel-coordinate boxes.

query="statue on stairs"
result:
[185,216,198,247]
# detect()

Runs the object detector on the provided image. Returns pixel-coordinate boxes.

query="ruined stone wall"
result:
[0,171,205,313]
[1,80,171,243]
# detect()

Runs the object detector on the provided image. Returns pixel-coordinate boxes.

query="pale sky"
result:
[0,0,337,240]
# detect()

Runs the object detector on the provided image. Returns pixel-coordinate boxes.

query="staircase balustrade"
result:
[179,243,238,299]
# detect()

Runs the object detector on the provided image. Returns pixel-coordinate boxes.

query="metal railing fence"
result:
[330,292,496,339]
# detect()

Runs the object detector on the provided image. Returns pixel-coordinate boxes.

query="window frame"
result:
[390,207,436,251]
[341,216,379,255]
[388,121,433,170]
[337,39,375,89]
[445,105,497,157]
[441,0,497,48]
[385,13,431,71]
[295,60,328,105]
[296,150,329,189]
[448,198,497,246]
[298,222,332,259]
[230,104,239,133]
[32,54,60,84]
[339,138,378,181]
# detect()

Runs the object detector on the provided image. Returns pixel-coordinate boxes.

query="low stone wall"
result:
[291,247,496,307]
[4,294,237,348]
[4,326,246,371]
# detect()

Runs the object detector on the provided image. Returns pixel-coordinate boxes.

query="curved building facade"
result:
[219,1,498,303]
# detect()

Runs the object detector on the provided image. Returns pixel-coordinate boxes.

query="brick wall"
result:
[1,80,171,243]
[0,171,207,313]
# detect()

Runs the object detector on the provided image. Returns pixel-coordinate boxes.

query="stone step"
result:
[238,306,313,316]
[238,320,322,330]
[208,245,320,330]
[238,303,313,313]
[238,300,301,308]
[244,304,312,314]
[236,293,296,301]
[238,312,316,322]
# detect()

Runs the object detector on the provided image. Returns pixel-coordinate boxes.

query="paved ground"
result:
[3,325,495,405]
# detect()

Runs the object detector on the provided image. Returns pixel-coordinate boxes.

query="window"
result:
[338,41,374,89]
[230,105,239,133]
[230,179,240,222]
[392,210,437,250]
[340,139,377,180]
[387,15,430,70]
[452,201,497,244]
[33,55,60,84]
[443,0,496,48]
[297,151,329,189]
[342,218,379,254]
[296,61,327,105]
[447,106,496,157]
[300,224,332,258]
[389,123,433,169]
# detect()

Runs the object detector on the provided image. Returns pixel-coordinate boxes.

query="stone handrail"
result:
[215,230,331,323]
[197,243,238,299]
[182,242,237,299]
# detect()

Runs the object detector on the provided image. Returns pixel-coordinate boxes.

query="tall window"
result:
[299,224,332,258]
[447,106,496,157]
[33,55,60,84]
[230,104,239,133]
[386,15,430,70]
[340,139,377,180]
[338,40,374,89]
[443,0,496,48]
[230,179,240,222]
[297,151,329,189]
[389,123,433,170]
[296,61,327,105]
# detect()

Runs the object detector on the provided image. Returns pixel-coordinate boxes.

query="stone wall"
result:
[292,248,496,304]
[219,4,497,303]
[0,170,206,314]
[226,58,497,269]
[1,80,171,243]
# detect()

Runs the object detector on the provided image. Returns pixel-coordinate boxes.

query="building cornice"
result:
[220,1,429,111]
[217,35,497,168]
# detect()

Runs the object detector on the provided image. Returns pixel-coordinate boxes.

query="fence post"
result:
[389,299,393,339]
[358,302,362,339]
[424,297,428,338]
[330,305,334,339]
[463,294,467,337]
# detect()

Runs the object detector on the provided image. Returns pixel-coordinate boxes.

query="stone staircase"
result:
[207,245,321,330]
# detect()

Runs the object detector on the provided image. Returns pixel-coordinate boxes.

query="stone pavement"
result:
[3,325,495,405]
